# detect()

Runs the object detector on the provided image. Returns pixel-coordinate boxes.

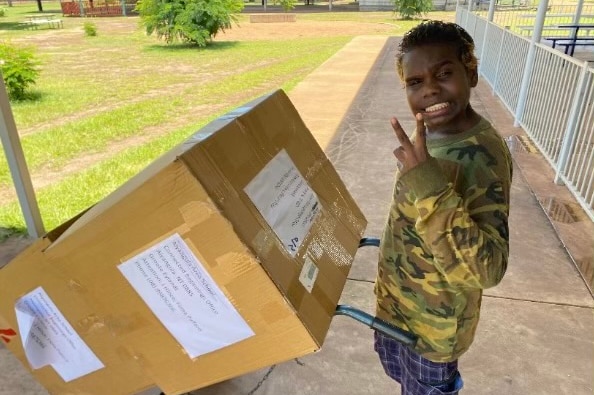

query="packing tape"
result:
[308,216,353,268]
[101,313,151,337]
[251,228,276,257]
[289,270,335,320]
[259,301,293,325]
[329,201,367,238]
[76,314,106,335]
[179,201,219,227]
[215,251,255,279]
[67,278,87,294]
[304,154,326,181]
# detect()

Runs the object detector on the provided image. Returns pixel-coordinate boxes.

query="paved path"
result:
[1,35,593,395]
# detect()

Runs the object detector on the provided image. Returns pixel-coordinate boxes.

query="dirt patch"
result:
[215,18,399,41]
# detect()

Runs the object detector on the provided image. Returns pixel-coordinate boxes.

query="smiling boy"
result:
[373,21,513,394]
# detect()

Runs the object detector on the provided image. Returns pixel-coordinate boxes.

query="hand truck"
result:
[333,237,417,347]
[159,237,416,395]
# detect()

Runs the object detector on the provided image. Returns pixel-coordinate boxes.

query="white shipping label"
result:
[118,233,254,359]
[14,287,104,382]
[299,255,319,293]
[244,149,321,256]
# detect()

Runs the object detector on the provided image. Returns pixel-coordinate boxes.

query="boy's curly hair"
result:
[396,20,478,81]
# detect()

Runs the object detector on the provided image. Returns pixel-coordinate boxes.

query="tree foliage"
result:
[392,0,433,19]
[136,0,244,46]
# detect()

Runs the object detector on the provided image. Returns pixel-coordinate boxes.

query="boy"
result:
[374,21,513,394]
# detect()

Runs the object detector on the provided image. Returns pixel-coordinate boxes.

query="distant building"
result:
[358,0,459,11]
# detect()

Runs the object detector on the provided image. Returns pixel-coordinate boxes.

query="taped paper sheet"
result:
[118,233,254,359]
[244,149,320,256]
[15,287,104,382]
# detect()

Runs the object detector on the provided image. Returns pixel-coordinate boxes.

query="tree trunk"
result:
[36,0,43,11]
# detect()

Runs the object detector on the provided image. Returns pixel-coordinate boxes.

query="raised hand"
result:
[391,113,430,173]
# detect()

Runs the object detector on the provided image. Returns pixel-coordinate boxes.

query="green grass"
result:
[0,2,452,234]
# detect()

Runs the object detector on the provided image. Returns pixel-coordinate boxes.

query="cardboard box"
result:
[0,89,367,394]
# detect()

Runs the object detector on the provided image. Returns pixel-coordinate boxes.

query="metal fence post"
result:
[479,0,496,76]
[514,0,548,127]
[0,74,44,238]
[554,62,590,185]
[492,27,506,95]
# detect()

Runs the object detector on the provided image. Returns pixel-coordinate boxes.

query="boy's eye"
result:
[406,79,422,87]
[437,70,452,78]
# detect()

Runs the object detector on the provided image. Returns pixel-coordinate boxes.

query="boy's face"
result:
[401,43,478,135]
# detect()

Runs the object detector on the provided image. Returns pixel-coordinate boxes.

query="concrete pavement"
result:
[1,35,593,395]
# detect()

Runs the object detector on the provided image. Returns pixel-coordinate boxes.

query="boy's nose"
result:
[422,78,440,97]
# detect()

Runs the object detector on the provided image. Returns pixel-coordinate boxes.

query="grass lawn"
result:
[0,1,455,237]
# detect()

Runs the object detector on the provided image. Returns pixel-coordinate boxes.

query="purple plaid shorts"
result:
[374,331,463,395]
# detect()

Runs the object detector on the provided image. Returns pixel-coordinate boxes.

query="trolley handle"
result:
[358,237,380,248]
[334,236,417,346]
[334,305,417,346]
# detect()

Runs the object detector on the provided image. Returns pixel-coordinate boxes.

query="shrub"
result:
[136,0,244,47]
[393,0,433,19]
[0,9,6,17]
[84,21,98,37]
[0,42,40,101]
[279,0,296,12]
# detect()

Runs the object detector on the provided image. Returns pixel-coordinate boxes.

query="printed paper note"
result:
[14,287,104,382]
[118,233,254,359]
[244,149,320,256]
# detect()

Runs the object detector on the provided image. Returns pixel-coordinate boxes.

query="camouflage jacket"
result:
[375,117,513,362]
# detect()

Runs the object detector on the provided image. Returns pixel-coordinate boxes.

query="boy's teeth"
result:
[425,103,449,112]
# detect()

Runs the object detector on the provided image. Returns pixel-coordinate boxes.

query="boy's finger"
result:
[414,113,427,154]
[390,117,413,150]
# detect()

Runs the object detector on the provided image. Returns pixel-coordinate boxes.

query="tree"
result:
[392,0,432,19]
[136,0,244,47]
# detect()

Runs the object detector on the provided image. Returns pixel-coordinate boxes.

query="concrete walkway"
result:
[1,35,593,395]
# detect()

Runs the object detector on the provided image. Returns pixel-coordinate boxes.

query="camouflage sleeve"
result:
[401,157,510,289]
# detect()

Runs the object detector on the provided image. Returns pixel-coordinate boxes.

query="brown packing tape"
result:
[215,251,258,280]
[179,200,219,228]
[119,229,189,264]
[259,300,294,325]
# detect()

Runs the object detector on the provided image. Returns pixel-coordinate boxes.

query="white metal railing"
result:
[473,2,594,37]
[457,6,594,221]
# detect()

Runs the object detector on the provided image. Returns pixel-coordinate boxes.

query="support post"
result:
[479,0,497,75]
[0,74,44,238]
[514,0,548,127]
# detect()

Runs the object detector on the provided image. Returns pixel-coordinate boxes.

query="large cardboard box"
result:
[0,90,367,395]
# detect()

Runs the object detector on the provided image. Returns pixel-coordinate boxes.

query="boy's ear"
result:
[468,66,478,87]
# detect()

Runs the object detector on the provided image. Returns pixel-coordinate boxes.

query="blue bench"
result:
[544,36,594,55]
